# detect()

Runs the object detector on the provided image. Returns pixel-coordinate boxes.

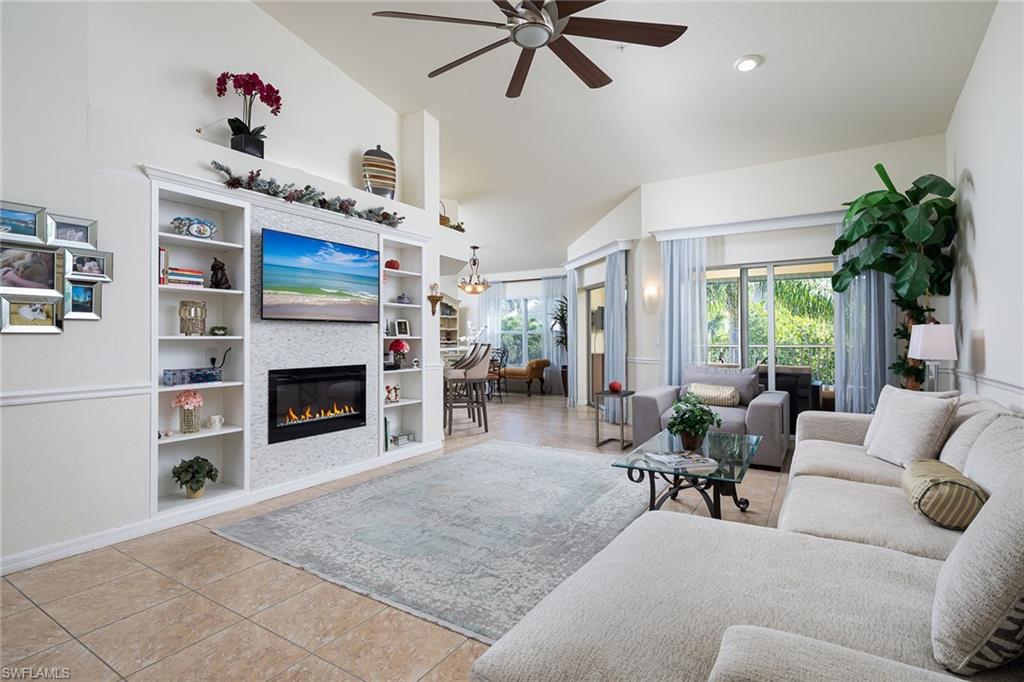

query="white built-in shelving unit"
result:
[380,234,426,456]
[150,181,251,518]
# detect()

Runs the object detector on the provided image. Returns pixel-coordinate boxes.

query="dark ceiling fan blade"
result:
[547,36,611,89]
[492,0,518,17]
[561,16,687,47]
[429,37,513,78]
[372,11,506,29]
[553,1,604,18]
[521,0,544,16]
[506,49,536,98]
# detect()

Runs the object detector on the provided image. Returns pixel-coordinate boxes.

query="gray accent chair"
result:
[632,365,790,468]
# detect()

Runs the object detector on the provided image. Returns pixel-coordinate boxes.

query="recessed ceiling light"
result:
[734,54,765,73]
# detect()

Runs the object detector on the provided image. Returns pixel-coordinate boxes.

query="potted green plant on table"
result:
[666,393,722,451]
[550,295,569,395]
[172,456,220,500]
[831,163,958,389]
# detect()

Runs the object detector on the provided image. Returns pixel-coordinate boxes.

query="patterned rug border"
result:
[214,439,644,644]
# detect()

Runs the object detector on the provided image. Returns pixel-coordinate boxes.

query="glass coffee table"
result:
[612,430,762,518]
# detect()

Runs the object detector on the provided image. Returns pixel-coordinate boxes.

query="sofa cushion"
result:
[472,512,951,682]
[660,405,747,435]
[790,439,903,487]
[932,472,1024,675]
[864,385,959,448]
[962,415,1024,496]
[683,365,758,406]
[866,389,958,467]
[688,382,740,407]
[902,460,989,531]
[942,410,1005,472]
[778,475,962,560]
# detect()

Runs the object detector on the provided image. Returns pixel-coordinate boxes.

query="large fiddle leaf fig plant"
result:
[831,163,957,389]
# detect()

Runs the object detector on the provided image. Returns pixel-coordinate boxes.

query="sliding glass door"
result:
[706,260,836,425]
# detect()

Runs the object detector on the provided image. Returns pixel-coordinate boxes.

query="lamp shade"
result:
[908,324,958,361]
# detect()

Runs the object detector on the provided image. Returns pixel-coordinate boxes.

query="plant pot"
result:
[681,432,704,451]
[560,365,568,395]
[180,407,201,434]
[231,133,264,159]
[394,352,406,369]
[186,485,205,500]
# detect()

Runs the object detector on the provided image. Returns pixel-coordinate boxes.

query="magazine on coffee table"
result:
[645,451,719,474]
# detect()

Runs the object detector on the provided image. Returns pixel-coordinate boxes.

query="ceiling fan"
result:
[373,1,687,98]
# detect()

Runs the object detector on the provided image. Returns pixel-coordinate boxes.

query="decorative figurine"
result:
[395,292,412,304]
[209,257,232,289]
[385,385,395,403]
[209,325,229,336]
[412,358,420,369]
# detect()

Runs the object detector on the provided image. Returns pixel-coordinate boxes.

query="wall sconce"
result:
[427,282,443,317]
[642,283,659,314]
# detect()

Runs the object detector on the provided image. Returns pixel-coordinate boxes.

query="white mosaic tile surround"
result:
[249,205,380,489]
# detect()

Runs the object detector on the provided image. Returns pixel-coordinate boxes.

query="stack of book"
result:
[165,266,205,288]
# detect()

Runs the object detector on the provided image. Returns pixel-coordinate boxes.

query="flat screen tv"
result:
[261,228,379,323]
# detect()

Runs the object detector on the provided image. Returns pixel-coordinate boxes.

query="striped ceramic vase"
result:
[362,145,396,199]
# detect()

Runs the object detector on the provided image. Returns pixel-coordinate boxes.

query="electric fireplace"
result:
[268,365,366,444]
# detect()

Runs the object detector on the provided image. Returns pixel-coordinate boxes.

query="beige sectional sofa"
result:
[472,393,1024,681]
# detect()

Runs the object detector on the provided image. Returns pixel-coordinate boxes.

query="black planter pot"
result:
[231,134,264,159]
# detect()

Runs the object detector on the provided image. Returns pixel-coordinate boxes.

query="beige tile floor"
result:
[0,394,789,680]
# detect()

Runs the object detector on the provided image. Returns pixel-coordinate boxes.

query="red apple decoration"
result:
[608,381,622,393]
[384,259,400,270]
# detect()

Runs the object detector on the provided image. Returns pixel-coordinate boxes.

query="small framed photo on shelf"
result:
[394,319,411,337]
[47,214,97,250]
[65,247,113,283]
[0,243,64,298]
[1,294,62,334]
[64,280,101,321]
[0,201,47,246]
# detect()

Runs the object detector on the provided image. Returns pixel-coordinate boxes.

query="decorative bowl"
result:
[170,216,217,240]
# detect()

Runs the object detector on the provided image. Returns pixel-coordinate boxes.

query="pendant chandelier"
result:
[458,245,490,295]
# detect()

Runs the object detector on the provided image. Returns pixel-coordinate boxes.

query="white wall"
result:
[0,2,439,562]
[945,0,1024,409]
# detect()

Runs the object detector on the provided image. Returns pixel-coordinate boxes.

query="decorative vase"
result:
[231,133,264,159]
[394,351,406,369]
[179,300,207,336]
[362,145,396,199]
[186,485,205,500]
[681,432,704,451]
[180,407,201,434]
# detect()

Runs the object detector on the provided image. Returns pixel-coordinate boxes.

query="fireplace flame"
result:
[282,401,357,426]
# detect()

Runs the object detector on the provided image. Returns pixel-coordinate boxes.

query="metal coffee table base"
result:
[626,468,750,519]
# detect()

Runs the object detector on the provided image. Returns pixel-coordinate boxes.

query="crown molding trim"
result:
[650,210,845,242]
[563,239,637,271]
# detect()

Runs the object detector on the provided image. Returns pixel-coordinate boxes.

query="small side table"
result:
[595,390,635,450]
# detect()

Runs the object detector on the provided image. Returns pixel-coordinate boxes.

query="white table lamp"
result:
[908,324,957,390]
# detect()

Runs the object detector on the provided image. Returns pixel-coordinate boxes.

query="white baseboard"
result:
[0,440,442,575]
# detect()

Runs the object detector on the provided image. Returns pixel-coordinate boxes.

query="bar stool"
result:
[443,344,491,434]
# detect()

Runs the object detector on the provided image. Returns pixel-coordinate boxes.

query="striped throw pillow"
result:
[688,383,740,407]
[902,460,988,530]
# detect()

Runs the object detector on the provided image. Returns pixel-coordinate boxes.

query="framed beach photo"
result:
[0,244,64,298]
[394,319,411,337]
[63,280,101,321]
[47,214,97,250]
[65,247,113,283]
[1,294,63,334]
[0,201,47,246]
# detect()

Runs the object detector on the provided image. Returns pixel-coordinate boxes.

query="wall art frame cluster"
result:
[0,200,114,334]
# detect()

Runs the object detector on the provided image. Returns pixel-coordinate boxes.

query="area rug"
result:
[217,440,647,642]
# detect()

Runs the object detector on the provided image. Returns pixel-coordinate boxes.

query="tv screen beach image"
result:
[262,229,379,322]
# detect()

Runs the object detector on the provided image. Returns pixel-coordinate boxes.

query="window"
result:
[500,297,544,366]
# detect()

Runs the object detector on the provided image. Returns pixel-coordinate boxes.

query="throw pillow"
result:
[902,460,988,530]
[682,366,758,406]
[931,472,1024,675]
[940,410,1004,473]
[863,385,959,448]
[865,390,958,467]
[962,414,1024,496]
[687,383,740,407]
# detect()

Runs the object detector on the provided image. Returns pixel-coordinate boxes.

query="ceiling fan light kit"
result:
[373,0,687,98]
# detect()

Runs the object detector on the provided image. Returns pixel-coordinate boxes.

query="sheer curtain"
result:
[478,281,505,349]
[566,268,579,407]
[541,276,567,395]
[661,237,707,385]
[603,251,627,423]
[834,228,897,413]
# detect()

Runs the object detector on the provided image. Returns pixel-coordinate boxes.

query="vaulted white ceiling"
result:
[259,1,993,272]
